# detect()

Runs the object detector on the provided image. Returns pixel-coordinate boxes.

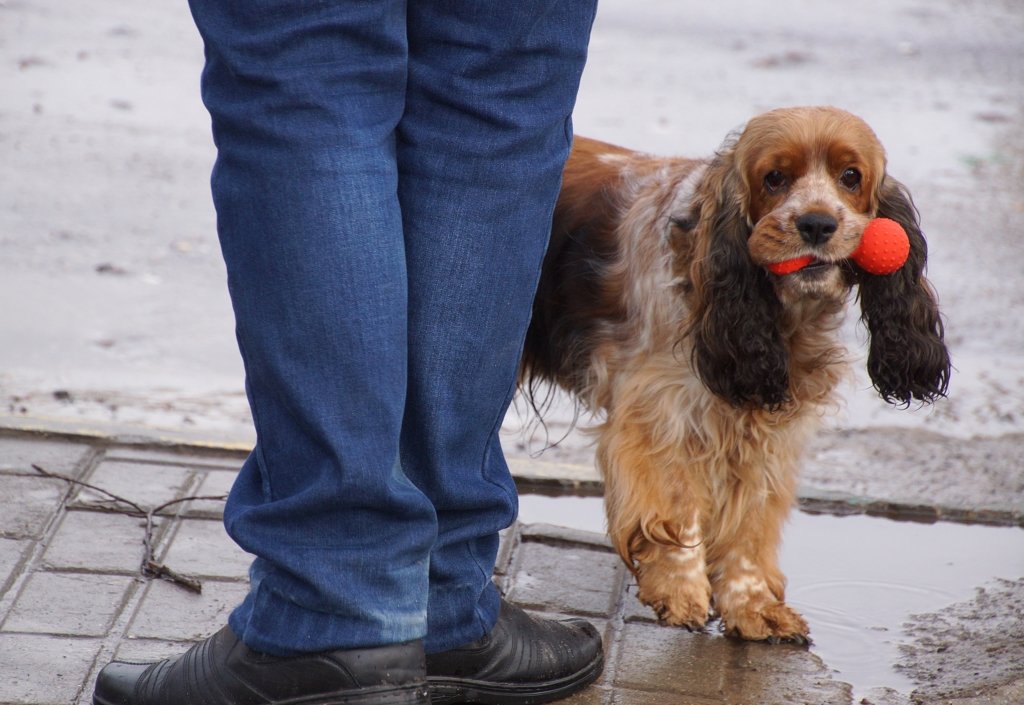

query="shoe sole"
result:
[94,683,430,705]
[426,653,604,705]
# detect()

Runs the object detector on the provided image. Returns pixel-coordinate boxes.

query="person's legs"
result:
[188,0,436,655]
[93,0,605,702]
[396,0,598,654]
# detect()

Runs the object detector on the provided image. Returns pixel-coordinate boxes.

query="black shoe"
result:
[92,625,429,705]
[425,599,604,705]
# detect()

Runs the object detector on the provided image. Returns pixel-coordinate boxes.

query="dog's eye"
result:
[763,170,787,193]
[840,168,862,190]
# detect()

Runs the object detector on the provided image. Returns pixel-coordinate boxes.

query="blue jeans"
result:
[187,0,597,656]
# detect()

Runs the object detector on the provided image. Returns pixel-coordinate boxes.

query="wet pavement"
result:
[2,0,1023,445]
[3,427,848,705]
[1,425,1022,705]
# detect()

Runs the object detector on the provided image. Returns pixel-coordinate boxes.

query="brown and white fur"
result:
[520,106,950,642]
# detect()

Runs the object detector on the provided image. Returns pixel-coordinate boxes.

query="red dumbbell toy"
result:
[849,217,911,275]
[765,217,910,276]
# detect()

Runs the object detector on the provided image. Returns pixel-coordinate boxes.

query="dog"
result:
[520,106,950,642]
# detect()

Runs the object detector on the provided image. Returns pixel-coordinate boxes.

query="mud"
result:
[898,578,1024,704]
[802,429,1024,526]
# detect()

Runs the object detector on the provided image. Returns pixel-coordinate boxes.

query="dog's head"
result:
[688,106,950,408]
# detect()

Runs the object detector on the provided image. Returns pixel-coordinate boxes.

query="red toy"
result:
[850,217,911,275]
[766,255,814,275]
[765,218,910,276]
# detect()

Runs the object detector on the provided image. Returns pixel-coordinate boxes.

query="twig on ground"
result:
[31,463,146,515]
[30,464,228,594]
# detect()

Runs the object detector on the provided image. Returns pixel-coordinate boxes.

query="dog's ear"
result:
[857,177,950,404]
[687,159,790,409]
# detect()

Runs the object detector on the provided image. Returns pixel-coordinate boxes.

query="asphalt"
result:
[1,425,1022,705]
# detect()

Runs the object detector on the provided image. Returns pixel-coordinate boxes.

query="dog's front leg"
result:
[597,411,712,630]
[706,492,810,643]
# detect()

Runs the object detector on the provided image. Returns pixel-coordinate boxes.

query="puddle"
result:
[517,493,1024,698]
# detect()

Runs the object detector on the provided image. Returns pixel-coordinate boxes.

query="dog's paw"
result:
[721,600,810,644]
[637,577,712,630]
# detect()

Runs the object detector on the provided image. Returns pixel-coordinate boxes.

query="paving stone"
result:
[128,579,249,641]
[613,623,729,699]
[505,539,624,617]
[728,640,854,705]
[2,572,135,637]
[103,446,247,470]
[0,538,28,594]
[519,522,614,550]
[182,469,233,519]
[160,519,252,580]
[613,622,852,705]
[0,475,67,539]
[610,689,721,705]
[0,434,91,476]
[73,460,194,512]
[621,581,659,624]
[555,685,611,705]
[42,510,159,573]
[113,637,194,662]
[0,633,101,705]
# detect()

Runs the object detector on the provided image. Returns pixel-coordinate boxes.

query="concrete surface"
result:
[2,0,1023,468]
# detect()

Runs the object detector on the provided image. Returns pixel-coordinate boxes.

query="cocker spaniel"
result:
[521,106,950,642]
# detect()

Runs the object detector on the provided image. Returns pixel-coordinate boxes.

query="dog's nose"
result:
[796,212,838,246]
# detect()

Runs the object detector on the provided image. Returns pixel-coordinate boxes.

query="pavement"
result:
[2,424,1022,705]
[0,426,853,705]
[3,0,1024,446]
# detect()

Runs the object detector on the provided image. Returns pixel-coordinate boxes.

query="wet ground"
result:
[2,0,1023,445]
[519,494,1024,703]
[1,430,1020,705]
[1,0,1023,703]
